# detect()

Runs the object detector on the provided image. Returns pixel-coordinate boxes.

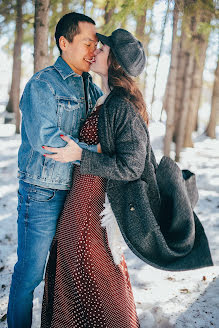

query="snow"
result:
[0,122,219,328]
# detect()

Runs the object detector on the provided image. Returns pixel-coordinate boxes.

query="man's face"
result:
[60,22,97,75]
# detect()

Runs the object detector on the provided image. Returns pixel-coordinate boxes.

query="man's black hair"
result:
[55,12,95,54]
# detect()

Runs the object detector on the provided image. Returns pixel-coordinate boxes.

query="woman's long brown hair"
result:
[107,50,149,125]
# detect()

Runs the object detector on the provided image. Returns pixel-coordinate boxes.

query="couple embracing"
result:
[7,12,212,328]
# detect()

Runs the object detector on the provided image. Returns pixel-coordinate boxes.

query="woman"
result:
[41,29,147,328]
[41,28,213,327]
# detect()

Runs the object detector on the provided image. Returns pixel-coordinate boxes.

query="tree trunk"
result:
[151,0,170,106]
[135,7,147,94]
[48,34,56,65]
[173,28,187,141]
[183,37,209,147]
[143,7,154,101]
[135,1,156,98]
[135,9,147,40]
[62,0,70,15]
[34,0,50,73]
[206,59,219,138]
[104,0,115,24]
[99,0,115,89]
[48,0,59,65]
[163,0,179,156]
[162,68,171,113]
[175,49,195,161]
[83,0,86,14]
[6,0,24,133]
[183,7,212,147]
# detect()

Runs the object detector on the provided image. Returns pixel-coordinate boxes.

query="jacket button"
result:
[129,205,135,211]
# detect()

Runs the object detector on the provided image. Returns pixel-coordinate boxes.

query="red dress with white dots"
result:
[41,105,140,328]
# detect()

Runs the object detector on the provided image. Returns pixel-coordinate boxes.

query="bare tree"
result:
[48,0,58,65]
[83,0,87,14]
[151,0,170,106]
[135,6,147,94]
[62,0,70,15]
[162,68,170,115]
[183,38,209,146]
[48,0,71,65]
[6,0,24,133]
[34,0,50,73]
[135,8,147,40]
[163,0,179,156]
[206,58,219,138]
[173,28,187,141]
[104,0,115,25]
[175,48,195,161]
[99,0,116,88]
[143,6,154,101]
[184,10,212,147]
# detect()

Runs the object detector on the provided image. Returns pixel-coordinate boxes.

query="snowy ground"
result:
[0,122,219,328]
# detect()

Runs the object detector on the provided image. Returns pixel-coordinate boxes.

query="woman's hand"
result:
[42,135,82,163]
[97,143,102,153]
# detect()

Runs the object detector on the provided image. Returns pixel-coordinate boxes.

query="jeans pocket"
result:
[28,185,55,202]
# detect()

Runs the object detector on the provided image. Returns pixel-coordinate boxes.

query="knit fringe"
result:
[100,194,126,265]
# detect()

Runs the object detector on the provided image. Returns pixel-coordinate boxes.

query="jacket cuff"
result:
[80,149,99,175]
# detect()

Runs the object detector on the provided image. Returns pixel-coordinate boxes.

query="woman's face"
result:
[90,44,110,76]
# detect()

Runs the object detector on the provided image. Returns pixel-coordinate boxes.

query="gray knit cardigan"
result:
[80,89,213,271]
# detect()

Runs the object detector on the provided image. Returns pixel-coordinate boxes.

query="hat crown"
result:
[97,28,146,77]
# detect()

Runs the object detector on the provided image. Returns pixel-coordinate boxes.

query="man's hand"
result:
[42,135,82,163]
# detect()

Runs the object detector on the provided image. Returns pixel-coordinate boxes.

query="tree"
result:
[5,0,24,133]
[134,1,156,97]
[151,0,170,106]
[175,45,195,161]
[0,0,17,114]
[135,6,147,94]
[163,0,180,156]
[183,36,209,146]
[183,2,213,147]
[173,27,188,144]
[205,57,219,138]
[104,0,116,26]
[163,0,216,160]
[34,0,50,73]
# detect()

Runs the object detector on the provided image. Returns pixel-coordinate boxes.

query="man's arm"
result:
[20,78,97,155]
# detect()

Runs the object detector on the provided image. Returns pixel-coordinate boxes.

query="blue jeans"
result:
[7,180,68,328]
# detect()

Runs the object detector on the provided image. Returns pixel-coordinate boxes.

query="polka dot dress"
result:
[41,105,140,328]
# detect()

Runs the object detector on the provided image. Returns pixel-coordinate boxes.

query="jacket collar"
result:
[103,88,127,107]
[54,56,92,81]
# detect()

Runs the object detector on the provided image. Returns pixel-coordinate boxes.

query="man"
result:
[7,12,102,328]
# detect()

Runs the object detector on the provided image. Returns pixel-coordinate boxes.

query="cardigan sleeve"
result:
[80,101,147,181]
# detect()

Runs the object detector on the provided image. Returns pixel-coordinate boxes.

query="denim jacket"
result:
[18,56,102,190]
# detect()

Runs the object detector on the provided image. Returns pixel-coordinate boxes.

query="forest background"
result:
[0,1,219,327]
[0,0,218,161]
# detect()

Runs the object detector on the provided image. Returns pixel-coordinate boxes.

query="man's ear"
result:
[59,36,68,52]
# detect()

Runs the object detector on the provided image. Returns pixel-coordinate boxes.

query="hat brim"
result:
[96,33,112,47]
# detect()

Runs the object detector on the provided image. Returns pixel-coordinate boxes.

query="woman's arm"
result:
[42,136,102,163]
[80,113,147,181]
[43,99,148,181]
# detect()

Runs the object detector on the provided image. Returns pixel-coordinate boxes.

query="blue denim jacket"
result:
[18,56,102,190]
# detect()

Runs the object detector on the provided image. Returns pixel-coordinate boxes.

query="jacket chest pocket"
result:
[57,98,81,135]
